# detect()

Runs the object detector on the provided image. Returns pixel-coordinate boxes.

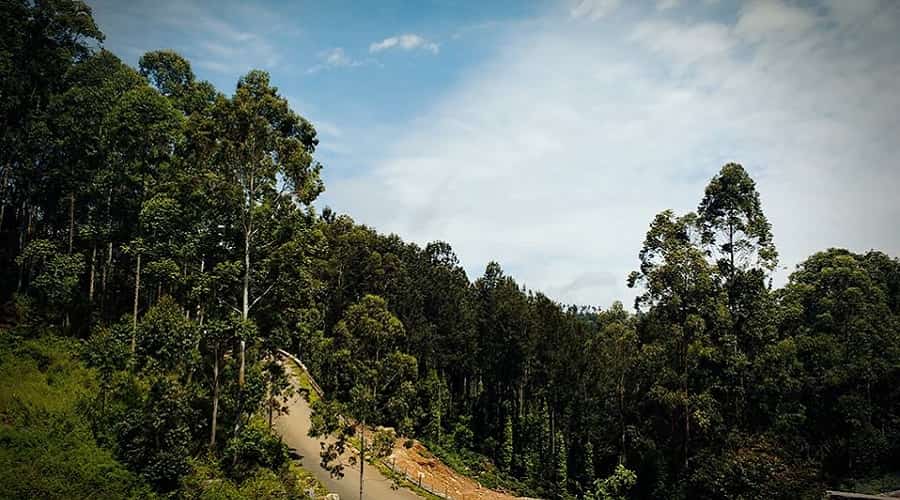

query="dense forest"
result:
[2,1,899,499]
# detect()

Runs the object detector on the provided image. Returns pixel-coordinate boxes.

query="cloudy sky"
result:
[88,0,900,307]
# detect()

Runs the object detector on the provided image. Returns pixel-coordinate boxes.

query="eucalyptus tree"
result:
[0,0,103,257]
[697,163,778,422]
[43,50,142,309]
[310,294,417,500]
[103,86,183,349]
[208,70,323,387]
[628,210,723,474]
[696,163,777,345]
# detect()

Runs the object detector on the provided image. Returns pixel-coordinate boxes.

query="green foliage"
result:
[698,162,777,273]
[423,438,529,495]
[15,240,85,322]
[223,420,289,480]
[180,456,324,500]
[556,432,569,495]
[587,464,637,500]
[501,414,514,472]
[372,427,398,460]
[0,335,154,499]
[135,296,199,370]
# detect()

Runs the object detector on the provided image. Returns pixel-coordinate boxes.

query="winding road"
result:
[274,355,421,500]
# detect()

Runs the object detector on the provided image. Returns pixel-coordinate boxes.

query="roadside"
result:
[275,359,421,500]
[386,440,520,500]
[276,353,533,500]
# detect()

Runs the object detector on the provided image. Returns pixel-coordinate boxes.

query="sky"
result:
[87,0,900,308]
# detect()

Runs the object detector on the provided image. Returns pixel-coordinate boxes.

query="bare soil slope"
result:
[388,441,520,500]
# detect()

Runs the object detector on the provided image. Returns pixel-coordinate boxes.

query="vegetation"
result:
[0,335,153,499]
[1,1,898,499]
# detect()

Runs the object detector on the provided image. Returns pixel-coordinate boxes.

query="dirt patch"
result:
[386,440,521,500]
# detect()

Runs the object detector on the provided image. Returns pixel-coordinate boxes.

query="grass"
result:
[422,439,532,496]
[0,332,154,499]
[282,358,321,405]
[841,471,900,495]
[291,461,331,497]
[372,458,445,500]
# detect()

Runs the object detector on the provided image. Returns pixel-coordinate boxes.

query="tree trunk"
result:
[88,243,96,302]
[101,188,112,310]
[728,221,734,276]
[267,370,273,429]
[210,342,219,448]
[619,375,626,461]
[359,420,365,500]
[240,224,250,386]
[195,256,205,321]
[17,203,31,292]
[0,167,7,233]
[67,192,75,254]
[683,361,690,471]
[131,253,141,353]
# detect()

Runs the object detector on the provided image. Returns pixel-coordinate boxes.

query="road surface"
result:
[274,363,421,500]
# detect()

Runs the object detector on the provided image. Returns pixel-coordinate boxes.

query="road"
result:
[274,363,421,500]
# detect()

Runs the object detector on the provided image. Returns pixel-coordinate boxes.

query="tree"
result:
[0,0,104,264]
[594,302,639,462]
[15,238,84,325]
[628,210,723,474]
[697,162,777,277]
[697,163,778,423]
[208,69,323,387]
[104,86,183,350]
[586,464,637,500]
[776,249,900,479]
[310,294,416,500]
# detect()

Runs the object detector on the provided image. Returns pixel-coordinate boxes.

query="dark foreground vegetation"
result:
[2,1,898,499]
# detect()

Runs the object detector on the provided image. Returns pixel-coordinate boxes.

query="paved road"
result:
[274,365,421,500]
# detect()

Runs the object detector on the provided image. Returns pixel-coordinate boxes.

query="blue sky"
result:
[87,0,900,307]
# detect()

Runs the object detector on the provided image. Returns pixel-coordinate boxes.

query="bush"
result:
[0,335,154,498]
[223,420,289,480]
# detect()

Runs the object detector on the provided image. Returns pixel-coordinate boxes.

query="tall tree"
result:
[104,86,183,349]
[697,162,777,278]
[0,0,103,294]
[628,210,723,476]
[209,69,323,387]
[310,294,417,500]
[697,163,778,422]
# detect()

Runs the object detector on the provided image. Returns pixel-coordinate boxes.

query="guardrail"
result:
[384,456,454,499]
[277,348,325,397]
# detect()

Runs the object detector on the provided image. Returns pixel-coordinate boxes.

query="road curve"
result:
[274,360,421,500]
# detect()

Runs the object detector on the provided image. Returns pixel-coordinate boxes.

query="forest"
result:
[1,1,899,499]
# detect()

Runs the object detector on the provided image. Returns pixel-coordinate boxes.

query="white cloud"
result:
[322,3,900,307]
[306,47,372,74]
[735,0,818,41]
[630,20,734,65]
[570,0,621,20]
[656,0,679,11]
[369,34,439,54]
[89,0,286,76]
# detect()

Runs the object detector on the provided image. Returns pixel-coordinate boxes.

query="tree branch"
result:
[248,281,277,312]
